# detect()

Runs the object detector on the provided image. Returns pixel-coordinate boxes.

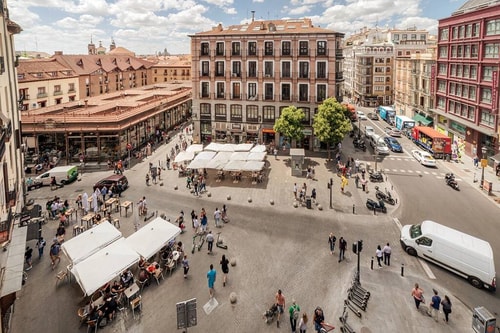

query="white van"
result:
[400,220,496,291]
[369,134,390,155]
[35,165,79,186]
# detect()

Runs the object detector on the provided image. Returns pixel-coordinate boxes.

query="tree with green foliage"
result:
[312,97,352,160]
[273,106,305,148]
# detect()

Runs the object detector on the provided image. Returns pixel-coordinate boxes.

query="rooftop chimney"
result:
[251,10,255,22]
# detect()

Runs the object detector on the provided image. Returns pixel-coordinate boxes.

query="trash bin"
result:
[472,306,496,333]
[306,196,312,209]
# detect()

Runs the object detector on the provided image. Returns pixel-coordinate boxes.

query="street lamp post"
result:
[480,146,487,189]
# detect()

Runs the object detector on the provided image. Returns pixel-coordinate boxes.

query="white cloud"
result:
[287,5,312,15]
[225,7,237,14]
[202,0,233,6]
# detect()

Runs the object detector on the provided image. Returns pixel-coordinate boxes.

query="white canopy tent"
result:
[250,145,267,153]
[243,160,265,171]
[247,152,267,161]
[61,221,122,266]
[206,159,228,170]
[187,151,217,169]
[186,144,204,153]
[230,152,250,161]
[174,151,195,163]
[125,217,181,260]
[204,143,237,152]
[223,160,247,171]
[213,151,233,161]
[234,143,254,152]
[71,238,140,296]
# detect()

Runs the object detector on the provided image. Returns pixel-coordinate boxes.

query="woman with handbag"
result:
[441,295,452,323]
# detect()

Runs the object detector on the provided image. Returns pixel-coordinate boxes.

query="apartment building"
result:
[431,0,500,158]
[151,55,191,83]
[190,18,345,150]
[0,0,27,330]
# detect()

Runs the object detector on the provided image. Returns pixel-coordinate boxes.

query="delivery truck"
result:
[395,115,415,131]
[411,126,452,159]
[378,106,396,125]
[400,220,496,291]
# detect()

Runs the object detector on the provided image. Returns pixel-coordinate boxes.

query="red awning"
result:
[262,128,275,134]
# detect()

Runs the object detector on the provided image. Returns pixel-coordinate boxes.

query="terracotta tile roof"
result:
[51,54,155,75]
[152,55,191,68]
[192,18,340,36]
[17,59,76,81]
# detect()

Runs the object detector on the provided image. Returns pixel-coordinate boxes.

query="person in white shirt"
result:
[213,208,221,228]
[376,245,383,268]
[383,243,392,266]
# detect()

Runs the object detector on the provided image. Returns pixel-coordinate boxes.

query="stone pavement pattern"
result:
[11,126,482,333]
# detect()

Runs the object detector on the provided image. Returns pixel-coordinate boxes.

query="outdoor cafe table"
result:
[64,208,77,224]
[119,201,133,217]
[105,198,119,213]
[124,282,140,306]
[81,213,95,229]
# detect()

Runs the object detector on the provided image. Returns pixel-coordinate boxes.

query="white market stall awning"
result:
[186,144,204,153]
[250,145,267,153]
[125,217,181,260]
[213,151,233,161]
[187,159,210,169]
[243,160,265,171]
[234,143,254,152]
[71,238,140,296]
[223,160,247,171]
[194,151,217,160]
[230,152,250,161]
[204,142,221,151]
[217,144,237,152]
[247,152,267,161]
[61,221,122,266]
[174,151,195,163]
[206,159,228,170]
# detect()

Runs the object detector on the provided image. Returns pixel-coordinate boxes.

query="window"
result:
[317,84,326,102]
[452,27,458,39]
[248,42,257,56]
[438,80,446,92]
[215,104,227,118]
[282,41,291,56]
[37,87,47,97]
[471,65,477,79]
[464,65,469,78]
[486,19,500,36]
[248,61,257,77]
[480,109,495,126]
[299,62,309,78]
[281,61,291,78]
[264,61,273,77]
[473,23,479,37]
[201,61,209,76]
[471,44,478,57]
[470,86,476,100]
[464,45,470,58]
[466,25,472,38]
[402,34,407,40]
[317,41,327,55]
[484,43,499,58]
[481,88,492,103]
[200,103,211,116]
[317,62,327,79]
[246,105,258,121]
[54,85,61,94]
[263,106,275,122]
[438,46,448,58]
[68,83,75,92]
[232,82,241,99]
[248,83,257,99]
[232,42,240,56]
[411,34,417,40]
[301,107,311,123]
[201,42,209,56]
[216,82,225,99]
[482,66,495,81]
[299,41,308,56]
[264,83,273,100]
[230,105,242,120]
[299,84,308,101]
[215,61,225,76]
[438,63,447,75]
[437,96,445,108]
[216,42,224,56]
[459,26,465,38]
[281,83,291,101]
[265,41,273,56]
[420,34,426,40]
[232,61,241,77]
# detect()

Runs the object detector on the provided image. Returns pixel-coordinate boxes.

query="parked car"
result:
[412,150,436,167]
[364,125,375,139]
[93,174,129,192]
[356,111,367,120]
[367,112,379,120]
[384,137,403,152]
[384,127,402,137]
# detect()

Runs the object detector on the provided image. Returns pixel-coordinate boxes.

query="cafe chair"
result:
[137,278,148,293]
[77,307,88,327]
[154,268,164,285]
[86,319,98,333]
[55,270,68,287]
[130,295,142,319]
[166,259,176,276]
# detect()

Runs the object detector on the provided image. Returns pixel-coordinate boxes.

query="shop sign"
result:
[302,129,312,135]
[450,121,466,134]
[436,126,446,135]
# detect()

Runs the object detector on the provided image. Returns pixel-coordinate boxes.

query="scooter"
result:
[353,139,367,151]
[366,198,387,213]
[445,173,460,191]
[375,186,396,205]
[369,171,384,182]
[216,232,228,249]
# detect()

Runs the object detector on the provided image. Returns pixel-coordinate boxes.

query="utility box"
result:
[289,149,305,177]
[306,196,312,209]
[472,306,496,333]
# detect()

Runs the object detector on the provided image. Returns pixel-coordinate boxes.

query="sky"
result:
[9,0,464,56]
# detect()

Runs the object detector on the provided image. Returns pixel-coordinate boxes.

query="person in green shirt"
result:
[289,300,301,333]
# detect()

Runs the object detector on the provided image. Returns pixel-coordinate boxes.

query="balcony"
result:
[231,94,241,100]
[264,94,274,101]
[20,94,30,100]
[335,72,344,81]
[335,49,343,58]
[200,50,210,57]
[37,93,48,98]
[231,72,241,78]
[280,95,291,102]
[54,91,63,96]
[280,49,292,57]
[68,89,75,93]
[246,94,258,101]
[216,92,226,99]
[215,71,225,77]
[317,50,329,57]
[0,126,7,161]
[264,73,274,78]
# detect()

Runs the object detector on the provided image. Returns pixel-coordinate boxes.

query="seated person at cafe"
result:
[120,269,134,287]
[93,213,102,224]
[138,256,150,269]
[176,241,184,254]
[146,263,160,275]
[102,296,118,322]
[100,282,111,295]
[111,280,125,295]
[138,268,150,286]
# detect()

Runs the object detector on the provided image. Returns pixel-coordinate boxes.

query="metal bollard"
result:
[353,204,355,214]
[371,257,374,270]
[373,207,376,215]
[401,263,404,277]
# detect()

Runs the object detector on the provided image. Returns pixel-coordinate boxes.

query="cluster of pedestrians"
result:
[411,284,453,323]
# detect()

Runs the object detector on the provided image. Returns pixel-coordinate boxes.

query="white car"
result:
[364,125,375,138]
[356,111,367,120]
[412,150,436,167]
[384,127,402,137]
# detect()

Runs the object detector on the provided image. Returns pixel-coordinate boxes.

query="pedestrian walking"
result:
[338,237,347,262]
[200,212,208,233]
[382,243,392,265]
[193,215,200,234]
[328,233,336,254]
[311,188,317,204]
[49,241,61,270]
[207,264,216,298]
[191,209,196,228]
[473,155,479,168]
[274,148,278,160]
[441,295,452,323]
[220,254,229,287]
[427,289,441,321]
[411,283,424,309]
[354,158,360,173]
[25,246,33,270]
[213,207,221,228]
[289,300,301,333]
[355,174,360,188]
[182,255,189,278]
[298,313,308,333]
[36,237,46,259]
[293,183,298,200]
[376,245,383,267]
[206,231,214,254]
[275,289,286,328]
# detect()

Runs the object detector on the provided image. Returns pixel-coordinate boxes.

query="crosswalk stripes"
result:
[381,169,462,181]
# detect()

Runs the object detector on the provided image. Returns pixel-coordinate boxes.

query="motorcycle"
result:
[353,138,367,151]
[366,198,387,213]
[375,186,396,205]
[369,171,384,182]
[445,173,460,191]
